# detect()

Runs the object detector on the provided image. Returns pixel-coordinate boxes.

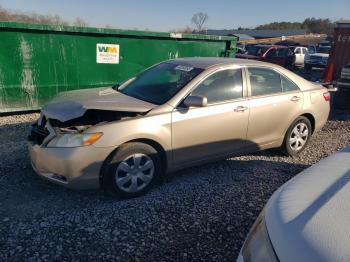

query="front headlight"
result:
[47,132,103,147]
[239,211,278,262]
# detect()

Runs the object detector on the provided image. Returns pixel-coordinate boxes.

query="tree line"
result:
[254,18,335,34]
[188,14,335,35]
[0,5,89,27]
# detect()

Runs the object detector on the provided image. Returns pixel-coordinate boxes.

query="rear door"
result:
[246,67,303,146]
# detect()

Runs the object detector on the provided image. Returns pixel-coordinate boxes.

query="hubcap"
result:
[115,153,154,193]
[289,122,309,151]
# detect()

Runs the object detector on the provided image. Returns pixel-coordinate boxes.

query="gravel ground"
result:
[0,110,350,261]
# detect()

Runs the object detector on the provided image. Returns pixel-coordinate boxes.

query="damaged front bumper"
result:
[28,117,114,190]
[28,141,113,190]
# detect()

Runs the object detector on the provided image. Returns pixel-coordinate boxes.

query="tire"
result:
[281,116,312,156]
[101,142,162,198]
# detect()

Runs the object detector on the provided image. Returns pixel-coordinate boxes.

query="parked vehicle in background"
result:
[326,21,350,110]
[237,44,271,58]
[337,63,350,88]
[255,42,273,46]
[293,46,308,67]
[307,44,317,54]
[236,43,246,54]
[236,45,295,68]
[304,45,331,70]
[274,40,300,46]
[28,58,330,197]
[237,146,350,262]
[319,39,332,47]
[334,63,350,109]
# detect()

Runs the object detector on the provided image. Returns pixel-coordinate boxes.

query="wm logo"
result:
[98,46,117,53]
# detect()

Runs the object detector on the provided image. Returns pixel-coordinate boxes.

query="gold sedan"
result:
[28,58,330,197]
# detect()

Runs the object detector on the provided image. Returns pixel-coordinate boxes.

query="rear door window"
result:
[281,75,300,92]
[248,68,282,96]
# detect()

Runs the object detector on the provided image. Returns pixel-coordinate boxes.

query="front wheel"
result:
[102,142,162,198]
[281,116,312,156]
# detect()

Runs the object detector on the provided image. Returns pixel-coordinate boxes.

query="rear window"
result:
[246,46,269,56]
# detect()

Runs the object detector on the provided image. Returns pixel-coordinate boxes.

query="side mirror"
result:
[183,95,208,108]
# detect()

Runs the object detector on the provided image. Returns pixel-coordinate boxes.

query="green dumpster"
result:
[0,21,237,112]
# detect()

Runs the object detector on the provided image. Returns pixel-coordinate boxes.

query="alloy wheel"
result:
[289,122,309,151]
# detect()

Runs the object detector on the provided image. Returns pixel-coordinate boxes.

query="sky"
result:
[0,0,349,31]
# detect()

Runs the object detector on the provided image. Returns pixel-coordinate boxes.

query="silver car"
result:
[28,58,330,197]
[237,146,350,262]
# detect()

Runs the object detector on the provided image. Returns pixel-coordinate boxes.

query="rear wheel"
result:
[102,142,161,198]
[281,116,312,156]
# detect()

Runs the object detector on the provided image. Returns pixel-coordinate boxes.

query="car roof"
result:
[166,57,320,93]
[271,45,289,48]
[255,44,288,48]
[254,44,273,48]
[265,146,350,262]
[167,57,271,69]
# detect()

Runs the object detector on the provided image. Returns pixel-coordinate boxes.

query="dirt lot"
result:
[0,109,349,261]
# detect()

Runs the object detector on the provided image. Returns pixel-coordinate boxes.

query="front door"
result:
[171,68,250,166]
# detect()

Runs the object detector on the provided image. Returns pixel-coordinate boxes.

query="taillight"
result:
[323,92,331,102]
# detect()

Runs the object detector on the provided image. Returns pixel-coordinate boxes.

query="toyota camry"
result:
[28,58,330,197]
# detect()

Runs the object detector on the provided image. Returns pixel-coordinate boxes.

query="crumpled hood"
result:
[265,146,350,262]
[42,87,156,122]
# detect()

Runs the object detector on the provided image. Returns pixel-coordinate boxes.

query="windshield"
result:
[317,46,331,54]
[245,46,269,56]
[118,62,203,105]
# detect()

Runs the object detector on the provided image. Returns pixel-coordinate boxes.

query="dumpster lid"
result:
[0,21,237,42]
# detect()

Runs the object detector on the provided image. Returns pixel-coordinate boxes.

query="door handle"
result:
[290,96,301,102]
[234,106,248,112]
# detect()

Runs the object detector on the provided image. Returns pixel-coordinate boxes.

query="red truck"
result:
[236,44,295,68]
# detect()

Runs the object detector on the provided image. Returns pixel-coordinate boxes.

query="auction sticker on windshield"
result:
[175,65,194,72]
[96,44,120,64]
